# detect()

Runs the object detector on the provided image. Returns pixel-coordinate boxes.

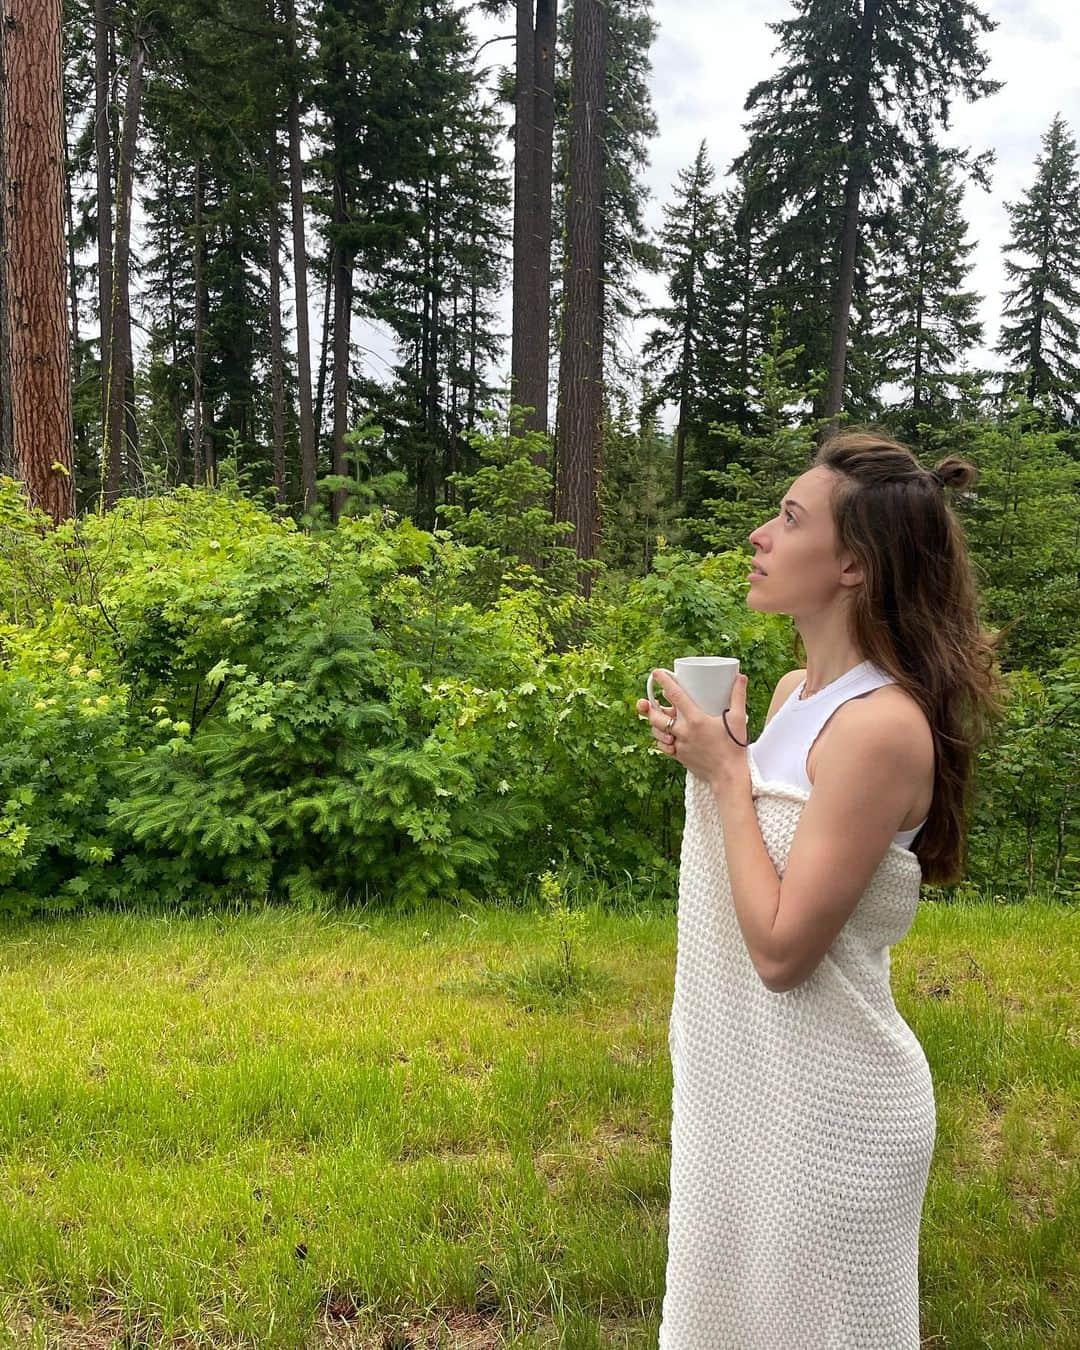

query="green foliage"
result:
[919,399,1080,670]
[537,867,590,989]
[972,646,1079,900]
[2,373,1076,919]
[596,387,674,579]
[435,407,584,609]
[876,139,986,423]
[0,476,785,917]
[734,0,1000,413]
[0,639,129,916]
[689,311,827,555]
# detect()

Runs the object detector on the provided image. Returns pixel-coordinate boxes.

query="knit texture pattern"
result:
[658,752,936,1349]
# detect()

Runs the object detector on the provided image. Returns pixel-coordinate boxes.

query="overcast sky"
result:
[448,0,1080,419]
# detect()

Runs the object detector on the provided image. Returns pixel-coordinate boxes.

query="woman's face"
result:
[746,466,862,615]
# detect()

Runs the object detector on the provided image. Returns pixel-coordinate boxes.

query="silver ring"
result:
[665,714,676,731]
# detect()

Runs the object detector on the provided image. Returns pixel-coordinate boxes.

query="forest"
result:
[0,3,1077,1348]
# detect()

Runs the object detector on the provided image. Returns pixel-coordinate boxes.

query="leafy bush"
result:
[1,433,1074,919]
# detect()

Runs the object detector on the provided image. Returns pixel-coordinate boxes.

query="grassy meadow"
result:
[0,895,1076,1349]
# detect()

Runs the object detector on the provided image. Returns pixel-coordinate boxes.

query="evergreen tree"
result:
[137,0,288,498]
[478,0,558,435]
[691,309,827,557]
[996,113,1080,423]
[641,141,721,503]
[366,3,508,531]
[697,166,772,438]
[734,0,999,424]
[876,140,984,423]
[597,382,673,578]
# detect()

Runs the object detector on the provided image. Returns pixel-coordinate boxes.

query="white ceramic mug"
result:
[646,656,740,721]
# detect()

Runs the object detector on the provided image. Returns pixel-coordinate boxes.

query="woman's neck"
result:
[798,653,868,699]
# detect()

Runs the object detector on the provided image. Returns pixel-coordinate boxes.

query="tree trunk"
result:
[673,194,699,503]
[414,170,441,532]
[330,144,352,524]
[822,0,880,432]
[511,0,557,441]
[314,246,332,457]
[0,4,13,478]
[912,225,926,410]
[267,132,287,505]
[554,0,605,599]
[511,0,534,419]
[0,0,74,522]
[63,85,80,378]
[93,0,113,457]
[161,152,183,482]
[192,158,206,484]
[282,0,316,514]
[674,332,690,503]
[102,19,145,507]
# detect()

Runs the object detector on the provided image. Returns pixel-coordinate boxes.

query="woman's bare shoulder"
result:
[837,684,936,781]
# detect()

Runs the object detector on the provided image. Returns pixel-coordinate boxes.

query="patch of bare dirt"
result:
[911,952,1024,1012]
[2,1295,200,1349]
[310,1308,507,1349]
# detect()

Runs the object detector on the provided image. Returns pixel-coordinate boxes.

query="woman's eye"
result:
[784,510,795,523]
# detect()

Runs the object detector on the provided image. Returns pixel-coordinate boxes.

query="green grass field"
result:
[0,897,1076,1348]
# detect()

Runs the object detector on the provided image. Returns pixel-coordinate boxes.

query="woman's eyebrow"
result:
[781,498,806,516]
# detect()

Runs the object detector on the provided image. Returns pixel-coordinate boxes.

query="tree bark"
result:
[554,0,605,598]
[673,191,700,503]
[161,152,183,482]
[192,157,207,484]
[62,83,80,380]
[314,246,331,458]
[267,131,287,505]
[0,3,13,478]
[511,0,557,440]
[511,0,534,419]
[0,0,74,522]
[822,0,880,433]
[415,169,441,532]
[330,144,352,524]
[282,0,315,514]
[102,18,145,506]
[93,0,113,456]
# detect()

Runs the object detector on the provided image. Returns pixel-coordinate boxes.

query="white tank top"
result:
[747,658,929,849]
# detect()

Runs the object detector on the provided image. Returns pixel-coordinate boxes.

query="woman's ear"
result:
[838,554,864,588]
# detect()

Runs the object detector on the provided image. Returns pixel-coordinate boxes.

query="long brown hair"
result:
[806,429,1009,884]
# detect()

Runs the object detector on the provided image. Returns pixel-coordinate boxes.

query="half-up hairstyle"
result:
[808,429,1009,884]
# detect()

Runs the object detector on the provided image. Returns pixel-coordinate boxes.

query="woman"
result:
[636,431,1006,1349]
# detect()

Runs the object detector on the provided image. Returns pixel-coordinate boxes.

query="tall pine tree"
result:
[875,140,984,424]
[734,0,999,425]
[641,141,720,503]
[996,113,1080,423]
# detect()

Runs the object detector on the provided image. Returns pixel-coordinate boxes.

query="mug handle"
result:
[646,668,676,717]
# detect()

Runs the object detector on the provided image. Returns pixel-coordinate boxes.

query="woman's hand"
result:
[636,670,752,795]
